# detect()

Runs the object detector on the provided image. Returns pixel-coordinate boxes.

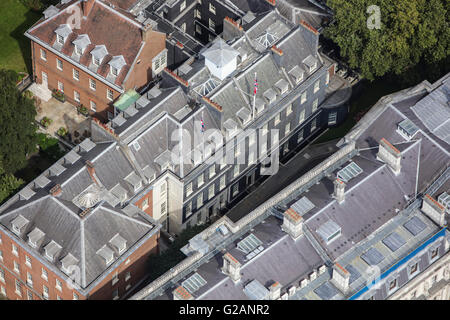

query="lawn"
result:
[0,0,41,73]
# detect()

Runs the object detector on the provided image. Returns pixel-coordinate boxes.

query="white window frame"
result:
[56,279,62,292]
[300,91,307,104]
[186,182,193,197]
[56,58,63,71]
[90,100,97,112]
[41,268,48,281]
[58,81,64,93]
[40,49,47,61]
[75,45,82,56]
[220,175,226,190]
[312,98,318,113]
[57,34,64,45]
[13,261,20,274]
[74,90,80,103]
[107,88,114,101]
[73,68,79,81]
[12,244,18,256]
[274,113,281,126]
[314,79,320,93]
[197,192,203,208]
[286,104,293,116]
[208,184,215,200]
[209,3,216,14]
[285,122,291,135]
[209,18,215,30]
[198,174,204,187]
[209,165,216,179]
[89,78,96,91]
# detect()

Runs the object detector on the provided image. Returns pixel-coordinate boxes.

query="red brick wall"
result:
[0,230,84,300]
[124,29,166,91]
[88,232,159,300]
[134,189,153,217]
[32,41,120,121]
[0,228,160,300]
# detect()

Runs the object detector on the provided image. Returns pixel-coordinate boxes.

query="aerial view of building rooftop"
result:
[0,0,448,307]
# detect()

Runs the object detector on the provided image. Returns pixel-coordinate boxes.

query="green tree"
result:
[0,69,38,174]
[325,0,450,82]
[0,161,24,204]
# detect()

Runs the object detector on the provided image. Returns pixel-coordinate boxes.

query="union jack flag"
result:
[254,74,258,95]
[201,119,205,132]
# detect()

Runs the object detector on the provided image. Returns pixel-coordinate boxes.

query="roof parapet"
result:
[202,96,223,112]
[299,20,319,35]
[163,68,189,87]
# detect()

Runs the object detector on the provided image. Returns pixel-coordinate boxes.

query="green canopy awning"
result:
[113,89,140,112]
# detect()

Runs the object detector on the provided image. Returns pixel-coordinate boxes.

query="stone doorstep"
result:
[28,83,52,102]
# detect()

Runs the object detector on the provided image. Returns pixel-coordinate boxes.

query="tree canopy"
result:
[0,160,23,204]
[325,0,450,82]
[0,69,38,174]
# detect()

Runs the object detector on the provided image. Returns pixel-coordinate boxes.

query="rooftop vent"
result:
[397,119,419,140]
[316,220,341,244]
[243,279,269,300]
[11,214,29,235]
[201,38,240,81]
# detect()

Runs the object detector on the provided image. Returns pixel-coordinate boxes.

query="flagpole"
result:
[252,72,257,120]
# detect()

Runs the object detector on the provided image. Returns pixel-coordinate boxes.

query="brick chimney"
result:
[331,263,350,294]
[50,184,62,197]
[85,160,99,185]
[377,138,401,175]
[269,281,281,300]
[333,178,346,204]
[223,16,244,41]
[81,0,95,18]
[271,45,284,66]
[282,208,303,240]
[173,286,193,300]
[222,252,241,283]
[421,194,446,227]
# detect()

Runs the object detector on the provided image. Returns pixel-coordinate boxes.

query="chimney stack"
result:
[50,184,62,197]
[269,281,281,300]
[81,0,95,18]
[283,208,303,240]
[173,286,194,300]
[223,17,243,41]
[333,178,346,204]
[331,263,350,294]
[377,138,401,175]
[421,194,446,227]
[222,252,241,283]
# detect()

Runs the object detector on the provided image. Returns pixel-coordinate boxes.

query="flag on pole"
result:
[200,118,205,132]
[254,74,258,95]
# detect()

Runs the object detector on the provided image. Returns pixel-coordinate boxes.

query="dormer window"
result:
[109,234,127,255]
[11,215,29,236]
[108,55,126,78]
[54,24,71,47]
[72,34,90,57]
[75,45,82,56]
[97,245,114,265]
[90,45,108,68]
[57,34,65,45]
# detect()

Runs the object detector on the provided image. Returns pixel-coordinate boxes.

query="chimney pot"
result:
[269,281,281,300]
[50,184,62,196]
[421,194,446,227]
[282,208,303,240]
[222,252,241,283]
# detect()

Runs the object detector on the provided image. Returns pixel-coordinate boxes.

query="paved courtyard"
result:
[35,96,91,144]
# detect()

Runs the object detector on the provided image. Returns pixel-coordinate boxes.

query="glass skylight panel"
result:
[314,282,339,300]
[382,232,406,252]
[361,247,384,266]
[194,77,221,96]
[182,273,207,293]
[403,216,427,236]
[438,192,450,210]
[337,162,363,183]
[255,31,278,48]
[237,233,263,254]
[291,196,315,216]
[243,280,269,300]
[316,220,341,244]
[345,264,361,284]
[398,119,419,138]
